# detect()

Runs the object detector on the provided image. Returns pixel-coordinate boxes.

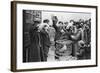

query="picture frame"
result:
[11,1,98,72]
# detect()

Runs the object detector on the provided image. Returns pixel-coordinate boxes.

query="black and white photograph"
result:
[23,10,91,62]
[11,1,97,71]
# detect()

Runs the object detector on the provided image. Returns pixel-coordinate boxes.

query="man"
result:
[43,19,56,61]
[40,20,51,61]
[29,20,42,62]
[51,16,58,32]
[29,10,51,62]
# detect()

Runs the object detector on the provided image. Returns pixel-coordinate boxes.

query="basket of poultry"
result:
[55,39,77,61]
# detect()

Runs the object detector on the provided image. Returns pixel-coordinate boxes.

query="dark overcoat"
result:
[40,29,51,61]
[29,26,42,62]
[29,26,50,62]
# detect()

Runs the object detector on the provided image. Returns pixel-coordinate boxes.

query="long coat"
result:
[29,26,42,62]
[40,29,51,61]
[29,26,50,62]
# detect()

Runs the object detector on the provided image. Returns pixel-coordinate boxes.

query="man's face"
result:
[44,25,49,31]
[64,22,68,26]
[33,11,41,22]
[71,21,74,25]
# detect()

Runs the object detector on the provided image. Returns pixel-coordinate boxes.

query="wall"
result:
[0,0,99,73]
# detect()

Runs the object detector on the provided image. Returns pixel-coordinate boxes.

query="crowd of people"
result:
[28,15,91,62]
